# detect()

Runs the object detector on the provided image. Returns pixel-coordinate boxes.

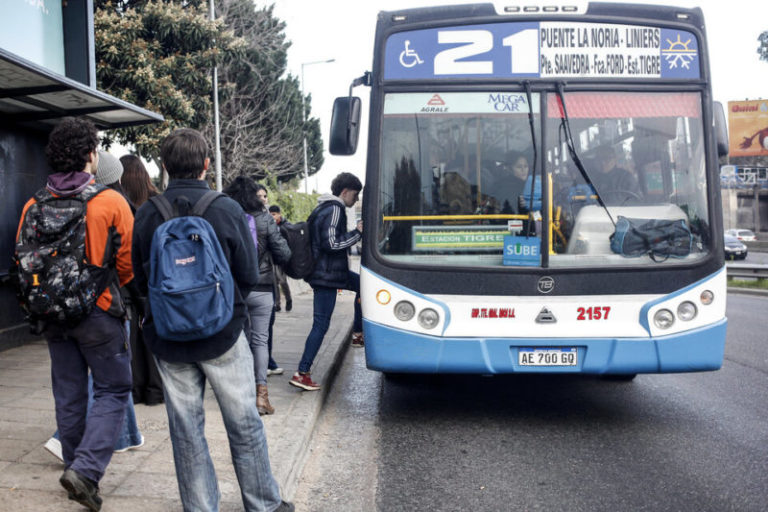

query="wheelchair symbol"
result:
[399,40,424,68]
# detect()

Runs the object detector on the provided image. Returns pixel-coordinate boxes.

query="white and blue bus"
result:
[330,2,730,379]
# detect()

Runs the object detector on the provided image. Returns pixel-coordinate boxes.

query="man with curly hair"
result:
[15,117,134,511]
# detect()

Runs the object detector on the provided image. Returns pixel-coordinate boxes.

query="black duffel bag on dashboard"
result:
[610,216,692,262]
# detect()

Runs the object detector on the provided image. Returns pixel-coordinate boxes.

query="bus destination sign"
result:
[384,22,699,81]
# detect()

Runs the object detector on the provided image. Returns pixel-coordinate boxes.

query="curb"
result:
[280,321,353,500]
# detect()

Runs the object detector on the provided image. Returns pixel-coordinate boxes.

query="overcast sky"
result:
[261,0,768,193]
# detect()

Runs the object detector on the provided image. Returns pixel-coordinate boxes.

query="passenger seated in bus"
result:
[439,171,473,215]
[491,150,530,215]
[591,145,640,204]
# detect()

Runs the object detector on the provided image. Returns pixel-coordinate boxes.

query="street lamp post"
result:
[301,58,335,194]
[209,0,222,191]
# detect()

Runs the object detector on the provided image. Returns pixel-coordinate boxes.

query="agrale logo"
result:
[421,94,448,113]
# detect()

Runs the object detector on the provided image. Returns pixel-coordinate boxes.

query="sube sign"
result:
[503,235,540,266]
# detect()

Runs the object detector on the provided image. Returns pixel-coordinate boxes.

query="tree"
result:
[212,0,324,183]
[95,0,244,163]
[759,31,768,63]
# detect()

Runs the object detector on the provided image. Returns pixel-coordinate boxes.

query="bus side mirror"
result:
[713,101,728,158]
[330,96,361,155]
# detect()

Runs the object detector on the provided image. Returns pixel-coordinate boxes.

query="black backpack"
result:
[13,184,115,333]
[279,221,314,279]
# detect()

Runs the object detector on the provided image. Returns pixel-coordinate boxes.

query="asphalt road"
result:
[295,293,768,512]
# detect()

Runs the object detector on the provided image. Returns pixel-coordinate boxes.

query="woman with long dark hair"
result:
[111,154,164,406]
[223,176,290,414]
[120,155,159,207]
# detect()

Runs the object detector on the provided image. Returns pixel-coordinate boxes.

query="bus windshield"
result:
[376,90,710,268]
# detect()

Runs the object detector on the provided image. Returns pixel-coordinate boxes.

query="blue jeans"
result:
[154,333,281,512]
[45,308,132,483]
[298,271,362,374]
[245,291,274,385]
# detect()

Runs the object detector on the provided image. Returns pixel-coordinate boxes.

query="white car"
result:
[725,229,757,242]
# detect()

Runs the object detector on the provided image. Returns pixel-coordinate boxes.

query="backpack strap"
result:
[149,194,175,222]
[191,190,223,217]
[150,190,222,221]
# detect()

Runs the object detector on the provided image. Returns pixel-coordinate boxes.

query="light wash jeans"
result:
[154,333,281,512]
[245,291,274,386]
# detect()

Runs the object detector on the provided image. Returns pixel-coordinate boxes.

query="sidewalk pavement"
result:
[0,279,356,511]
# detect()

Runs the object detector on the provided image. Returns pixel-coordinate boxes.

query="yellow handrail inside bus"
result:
[382,214,528,221]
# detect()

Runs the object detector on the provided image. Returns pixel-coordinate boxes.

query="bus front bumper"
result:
[363,319,727,375]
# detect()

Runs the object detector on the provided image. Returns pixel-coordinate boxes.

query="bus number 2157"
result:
[576,306,611,321]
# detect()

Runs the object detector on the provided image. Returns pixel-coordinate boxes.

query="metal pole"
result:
[300,59,335,195]
[210,0,222,191]
[302,63,308,195]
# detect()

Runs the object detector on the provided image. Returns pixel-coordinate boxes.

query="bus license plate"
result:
[519,348,577,366]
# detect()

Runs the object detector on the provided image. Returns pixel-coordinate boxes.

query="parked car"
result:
[724,234,748,260]
[725,228,756,241]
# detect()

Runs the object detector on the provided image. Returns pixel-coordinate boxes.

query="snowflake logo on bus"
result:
[661,34,697,70]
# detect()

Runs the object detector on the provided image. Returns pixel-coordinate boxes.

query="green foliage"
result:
[213,0,324,183]
[94,0,327,198]
[95,0,245,162]
[259,175,318,222]
[728,278,768,290]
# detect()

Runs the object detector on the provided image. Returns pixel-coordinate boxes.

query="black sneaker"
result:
[275,500,295,512]
[59,468,102,511]
[285,299,293,312]
[274,304,281,312]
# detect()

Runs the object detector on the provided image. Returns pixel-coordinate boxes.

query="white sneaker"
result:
[267,367,284,376]
[44,437,63,462]
[114,435,144,453]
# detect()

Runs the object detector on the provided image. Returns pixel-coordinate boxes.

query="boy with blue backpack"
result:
[131,128,293,512]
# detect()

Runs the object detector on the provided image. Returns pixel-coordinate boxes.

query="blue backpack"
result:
[148,191,234,341]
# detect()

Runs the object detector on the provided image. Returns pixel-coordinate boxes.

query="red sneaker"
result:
[289,372,320,391]
[351,332,364,347]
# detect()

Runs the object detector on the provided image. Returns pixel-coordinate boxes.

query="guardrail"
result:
[726,263,768,281]
[744,240,768,253]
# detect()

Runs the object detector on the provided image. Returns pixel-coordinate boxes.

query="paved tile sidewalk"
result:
[0,283,355,511]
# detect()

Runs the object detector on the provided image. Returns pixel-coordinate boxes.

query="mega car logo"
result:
[488,93,526,112]
[537,276,555,294]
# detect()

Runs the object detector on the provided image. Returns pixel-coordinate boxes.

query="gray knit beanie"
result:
[95,151,123,185]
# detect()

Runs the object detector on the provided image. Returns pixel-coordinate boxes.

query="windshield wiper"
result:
[555,82,616,227]
[523,82,539,238]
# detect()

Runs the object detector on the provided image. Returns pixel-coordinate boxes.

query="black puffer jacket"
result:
[250,208,291,292]
[307,194,361,289]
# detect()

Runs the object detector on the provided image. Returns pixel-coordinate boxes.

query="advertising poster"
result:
[728,100,768,157]
[0,0,65,76]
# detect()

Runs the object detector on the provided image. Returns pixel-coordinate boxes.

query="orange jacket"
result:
[16,181,134,315]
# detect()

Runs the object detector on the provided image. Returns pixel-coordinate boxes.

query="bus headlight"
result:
[393,301,415,321]
[417,308,440,330]
[653,309,675,329]
[700,290,714,305]
[677,301,697,321]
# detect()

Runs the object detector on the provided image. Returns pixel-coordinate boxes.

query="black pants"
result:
[128,308,163,405]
